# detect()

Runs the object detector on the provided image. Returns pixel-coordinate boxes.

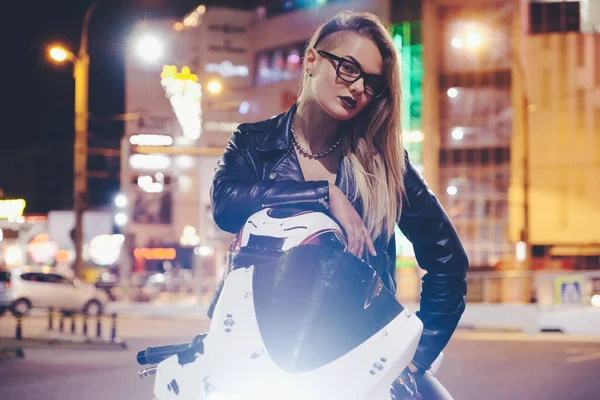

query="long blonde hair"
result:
[299,11,406,242]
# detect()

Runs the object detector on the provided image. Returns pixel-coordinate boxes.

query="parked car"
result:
[0,267,108,316]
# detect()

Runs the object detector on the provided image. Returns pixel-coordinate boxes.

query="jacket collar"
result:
[255,104,297,152]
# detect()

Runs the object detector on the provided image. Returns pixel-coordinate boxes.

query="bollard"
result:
[16,316,23,340]
[110,313,117,343]
[83,315,88,337]
[59,313,65,333]
[96,315,102,338]
[70,315,76,335]
[48,307,54,331]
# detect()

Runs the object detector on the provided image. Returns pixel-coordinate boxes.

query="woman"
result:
[210,11,467,398]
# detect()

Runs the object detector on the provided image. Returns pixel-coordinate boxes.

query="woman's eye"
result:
[341,62,359,74]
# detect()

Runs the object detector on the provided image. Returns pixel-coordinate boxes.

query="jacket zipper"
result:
[261,197,328,208]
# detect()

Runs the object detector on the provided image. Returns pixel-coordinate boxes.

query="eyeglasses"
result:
[316,49,386,98]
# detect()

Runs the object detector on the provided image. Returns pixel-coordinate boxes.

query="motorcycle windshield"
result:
[250,245,404,373]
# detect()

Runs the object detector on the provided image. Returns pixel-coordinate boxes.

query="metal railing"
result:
[396,268,600,307]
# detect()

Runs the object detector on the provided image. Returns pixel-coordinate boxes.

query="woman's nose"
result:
[348,78,365,95]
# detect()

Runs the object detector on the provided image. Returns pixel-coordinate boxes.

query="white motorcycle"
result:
[137,207,452,400]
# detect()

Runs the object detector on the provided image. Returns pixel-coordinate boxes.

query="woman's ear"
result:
[303,48,318,75]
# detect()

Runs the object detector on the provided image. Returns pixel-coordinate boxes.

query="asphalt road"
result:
[1,320,599,400]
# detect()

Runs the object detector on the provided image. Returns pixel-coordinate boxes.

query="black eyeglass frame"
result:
[315,49,386,98]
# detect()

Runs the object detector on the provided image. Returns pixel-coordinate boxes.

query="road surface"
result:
[1,318,599,399]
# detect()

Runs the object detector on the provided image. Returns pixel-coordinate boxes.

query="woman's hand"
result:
[328,183,377,259]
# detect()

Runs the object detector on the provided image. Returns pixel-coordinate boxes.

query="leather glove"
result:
[390,367,422,400]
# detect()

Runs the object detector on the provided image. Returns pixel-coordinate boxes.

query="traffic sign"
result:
[554,275,585,305]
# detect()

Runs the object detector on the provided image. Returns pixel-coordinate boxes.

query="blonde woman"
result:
[211,11,467,398]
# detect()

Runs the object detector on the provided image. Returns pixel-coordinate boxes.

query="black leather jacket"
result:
[210,105,468,371]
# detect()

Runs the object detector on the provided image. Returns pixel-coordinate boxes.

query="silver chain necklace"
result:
[291,126,342,159]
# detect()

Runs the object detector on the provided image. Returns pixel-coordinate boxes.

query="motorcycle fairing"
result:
[154,246,423,400]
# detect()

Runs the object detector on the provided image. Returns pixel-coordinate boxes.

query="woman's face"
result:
[306,32,384,121]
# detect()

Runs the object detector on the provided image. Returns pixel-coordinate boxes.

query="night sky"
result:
[1,0,258,213]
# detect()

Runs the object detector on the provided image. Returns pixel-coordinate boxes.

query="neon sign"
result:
[129,134,173,146]
[161,65,202,140]
[0,199,26,219]
[129,154,172,170]
[134,247,176,260]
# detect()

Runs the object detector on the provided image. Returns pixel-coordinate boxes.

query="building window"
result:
[439,162,511,268]
[440,86,512,148]
[530,1,580,34]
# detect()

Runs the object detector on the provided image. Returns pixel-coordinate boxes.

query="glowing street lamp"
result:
[451,27,484,50]
[465,31,482,48]
[451,127,465,140]
[450,37,464,49]
[114,193,127,208]
[446,185,458,196]
[207,79,222,94]
[114,213,128,227]
[49,46,71,62]
[46,0,99,280]
[135,34,164,63]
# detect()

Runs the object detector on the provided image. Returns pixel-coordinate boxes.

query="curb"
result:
[0,337,127,351]
[112,312,208,321]
[105,305,208,320]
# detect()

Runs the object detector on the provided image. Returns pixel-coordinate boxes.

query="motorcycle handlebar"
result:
[136,342,192,366]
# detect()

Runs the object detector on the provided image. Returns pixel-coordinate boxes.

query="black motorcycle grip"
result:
[137,342,192,365]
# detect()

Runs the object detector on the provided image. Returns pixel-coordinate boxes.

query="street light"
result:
[207,79,222,94]
[451,127,465,141]
[451,25,485,50]
[464,31,483,48]
[47,0,99,279]
[134,34,164,63]
[114,193,127,208]
[114,213,128,227]
[49,46,70,62]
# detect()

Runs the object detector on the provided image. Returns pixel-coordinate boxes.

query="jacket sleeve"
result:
[398,152,468,371]
[211,130,330,233]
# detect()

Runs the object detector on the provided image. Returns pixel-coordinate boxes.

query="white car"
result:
[0,267,108,316]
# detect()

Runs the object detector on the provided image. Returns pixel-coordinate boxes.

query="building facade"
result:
[509,1,600,267]
[423,0,600,270]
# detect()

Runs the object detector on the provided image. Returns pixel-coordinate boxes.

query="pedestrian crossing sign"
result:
[554,275,585,305]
